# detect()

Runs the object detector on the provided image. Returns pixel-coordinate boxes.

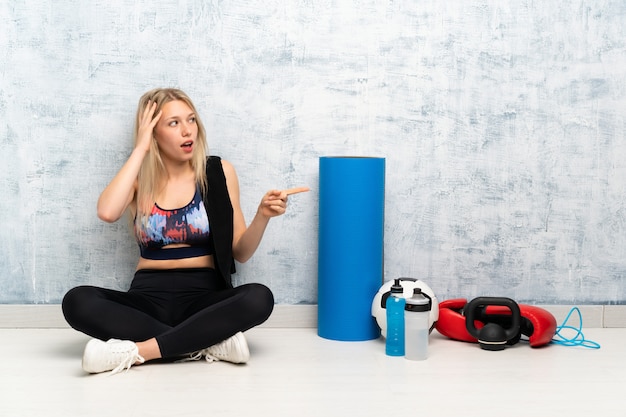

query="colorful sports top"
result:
[135,186,213,260]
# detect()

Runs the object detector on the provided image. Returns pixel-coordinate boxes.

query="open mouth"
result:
[181,141,193,148]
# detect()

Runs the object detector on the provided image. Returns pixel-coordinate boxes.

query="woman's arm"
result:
[97,101,161,223]
[222,159,289,263]
[96,147,146,222]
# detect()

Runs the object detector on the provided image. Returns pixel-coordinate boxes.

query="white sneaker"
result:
[82,339,145,375]
[204,332,250,364]
[186,332,250,364]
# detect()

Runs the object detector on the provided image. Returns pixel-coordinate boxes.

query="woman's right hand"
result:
[136,100,162,153]
[97,101,162,223]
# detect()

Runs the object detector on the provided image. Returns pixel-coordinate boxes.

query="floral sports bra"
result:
[134,186,213,260]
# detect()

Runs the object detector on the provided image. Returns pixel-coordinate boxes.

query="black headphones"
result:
[464,297,521,351]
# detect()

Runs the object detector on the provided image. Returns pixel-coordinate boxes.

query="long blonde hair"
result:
[131,88,208,222]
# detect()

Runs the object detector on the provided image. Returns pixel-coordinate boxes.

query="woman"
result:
[62,88,307,374]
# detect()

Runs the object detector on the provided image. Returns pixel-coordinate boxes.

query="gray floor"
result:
[1,327,623,416]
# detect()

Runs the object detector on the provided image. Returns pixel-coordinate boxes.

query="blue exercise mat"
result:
[318,156,385,341]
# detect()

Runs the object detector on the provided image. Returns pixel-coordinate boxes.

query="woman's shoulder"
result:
[208,156,235,173]
[206,156,237,183]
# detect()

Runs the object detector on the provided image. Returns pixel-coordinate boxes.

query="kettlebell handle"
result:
[465,297,521,343]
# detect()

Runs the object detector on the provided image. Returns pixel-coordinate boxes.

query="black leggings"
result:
[61,268,274,358]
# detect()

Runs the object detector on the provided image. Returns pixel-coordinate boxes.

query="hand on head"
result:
[137,101,162,153]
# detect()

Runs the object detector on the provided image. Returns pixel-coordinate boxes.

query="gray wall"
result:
[2,1,625,305]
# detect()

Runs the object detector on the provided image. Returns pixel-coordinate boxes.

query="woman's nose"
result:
[181,122,191,136]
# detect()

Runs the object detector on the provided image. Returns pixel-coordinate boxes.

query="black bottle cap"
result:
[390,278,403,294]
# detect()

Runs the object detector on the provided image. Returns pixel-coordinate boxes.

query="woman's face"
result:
[153,100,198,163]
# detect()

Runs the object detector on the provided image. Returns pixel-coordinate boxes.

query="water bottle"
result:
[385,279,406,356]
[404,288,431,361]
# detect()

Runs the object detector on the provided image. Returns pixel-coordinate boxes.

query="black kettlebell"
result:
[465,297,521,351]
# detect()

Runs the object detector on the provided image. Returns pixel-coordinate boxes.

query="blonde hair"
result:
[131,88,208,222]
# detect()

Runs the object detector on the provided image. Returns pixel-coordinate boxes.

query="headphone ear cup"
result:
[436,299,481,343]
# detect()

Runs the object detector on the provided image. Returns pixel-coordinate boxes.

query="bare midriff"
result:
[136,243,215,271]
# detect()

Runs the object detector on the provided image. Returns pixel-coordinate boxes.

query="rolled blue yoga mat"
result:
[318,156,385,341]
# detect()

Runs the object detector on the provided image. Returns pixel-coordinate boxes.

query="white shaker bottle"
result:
[404,288,431,361]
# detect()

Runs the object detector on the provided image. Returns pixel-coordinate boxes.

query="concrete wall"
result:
[2,1,625,305]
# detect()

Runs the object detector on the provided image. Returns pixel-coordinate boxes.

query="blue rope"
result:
[551,307,600,349]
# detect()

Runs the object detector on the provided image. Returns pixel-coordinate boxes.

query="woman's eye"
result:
[169,121,178,127]
[189,117,196,124]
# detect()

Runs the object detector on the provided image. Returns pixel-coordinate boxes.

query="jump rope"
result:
[550,307,601,349]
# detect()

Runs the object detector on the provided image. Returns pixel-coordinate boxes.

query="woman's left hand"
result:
[257,187,309,219]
